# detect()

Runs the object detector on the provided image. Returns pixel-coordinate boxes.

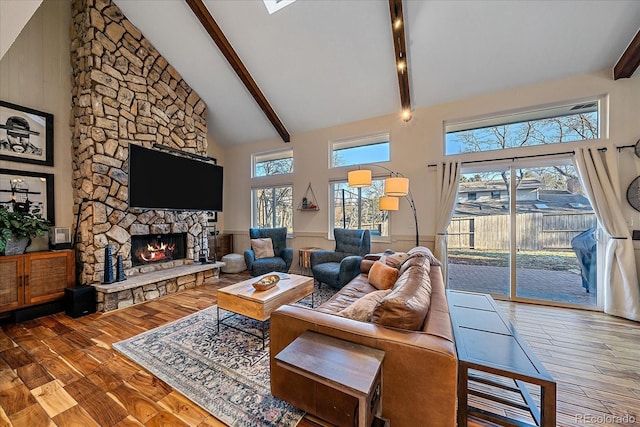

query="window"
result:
[331,133,390,168]
[491,191,501,200]
[330,180,389,237]
[445,99,600,155]
[467,192,477,201]
[253,149,293,177]
[252,185,293,233]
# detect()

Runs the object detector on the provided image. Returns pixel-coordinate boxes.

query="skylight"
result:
[263,0,297,15]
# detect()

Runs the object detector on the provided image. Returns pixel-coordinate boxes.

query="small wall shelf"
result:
[298,182,319,211]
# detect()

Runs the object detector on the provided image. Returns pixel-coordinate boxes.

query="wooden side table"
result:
[447,290,556,427]
[275,331,385,427]
[298,247,321,276]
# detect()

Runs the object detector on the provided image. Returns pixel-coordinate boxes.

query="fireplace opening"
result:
[131,233,187,266]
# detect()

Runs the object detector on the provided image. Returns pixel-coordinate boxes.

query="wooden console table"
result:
[275,331,384,427]
[447,290,556,427]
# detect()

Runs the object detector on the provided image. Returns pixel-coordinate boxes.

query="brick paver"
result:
[448,263,597,306]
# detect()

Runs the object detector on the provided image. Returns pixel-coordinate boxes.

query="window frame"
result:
[252,148,294,178]
[251,184,294,235]
[328,179,390,241]
[330,132,391,168]
[443,96,608,158]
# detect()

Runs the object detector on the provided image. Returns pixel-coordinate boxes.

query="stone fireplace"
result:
[70,0,211,287]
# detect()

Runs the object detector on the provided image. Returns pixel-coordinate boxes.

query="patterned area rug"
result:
[113,286,336,427]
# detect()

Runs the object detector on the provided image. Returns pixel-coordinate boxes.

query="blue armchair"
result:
[244,227,293,277]
[310,228,371,289]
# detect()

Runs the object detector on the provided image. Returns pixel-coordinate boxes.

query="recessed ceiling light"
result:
[263,0,297,15]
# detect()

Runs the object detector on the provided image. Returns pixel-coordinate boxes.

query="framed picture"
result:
[207,212,217,235]
[0,169,55,225]
[0,100,54,166]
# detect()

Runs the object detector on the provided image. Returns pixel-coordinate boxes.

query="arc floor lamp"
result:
[348,165,419,247]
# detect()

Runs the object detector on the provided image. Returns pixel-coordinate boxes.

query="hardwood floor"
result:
[1,273,639,426]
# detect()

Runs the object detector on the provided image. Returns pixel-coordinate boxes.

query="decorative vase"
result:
[4,236,30,255]
[116,254,126,282]
[103,246,115,284]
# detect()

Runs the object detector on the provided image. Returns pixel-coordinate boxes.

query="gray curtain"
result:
[574,148,640,321]
[434,161,460,283]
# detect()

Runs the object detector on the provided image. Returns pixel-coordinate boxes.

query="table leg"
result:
[541,381,557,427]
[458,362,469,427]
[217,306,220,333]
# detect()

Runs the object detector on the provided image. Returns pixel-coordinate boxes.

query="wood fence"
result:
[447,212,597,251]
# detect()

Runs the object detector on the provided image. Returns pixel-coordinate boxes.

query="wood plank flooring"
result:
[1,273,639,426]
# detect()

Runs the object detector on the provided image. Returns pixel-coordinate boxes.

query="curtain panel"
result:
[435,161,460,283]
[574,148,640,321]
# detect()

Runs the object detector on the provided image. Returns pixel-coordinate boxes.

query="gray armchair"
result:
[310,228,371,289]
[244,227,293,277]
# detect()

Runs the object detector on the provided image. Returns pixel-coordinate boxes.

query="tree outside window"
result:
[331,180,388,237]
[252,186,293,233]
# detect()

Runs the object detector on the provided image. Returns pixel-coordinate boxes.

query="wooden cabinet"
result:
[207,233,233,261]
[0,250,75,314]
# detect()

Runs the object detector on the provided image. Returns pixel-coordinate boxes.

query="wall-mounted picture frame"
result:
[0,168,55,225]
[0,100,54,166]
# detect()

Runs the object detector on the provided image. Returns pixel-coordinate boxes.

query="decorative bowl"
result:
[252,274,280,291]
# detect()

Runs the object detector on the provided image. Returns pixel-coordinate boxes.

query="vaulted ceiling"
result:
[19,1,640,146]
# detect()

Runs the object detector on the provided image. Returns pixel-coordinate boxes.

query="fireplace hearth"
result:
[131,234,187,267]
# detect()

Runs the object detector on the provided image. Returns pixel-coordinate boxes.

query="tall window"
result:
[331,133,390,167]
[445,99,600,155]
[330,180,389,237]
[253,149,293,177]
[252,186,293,233]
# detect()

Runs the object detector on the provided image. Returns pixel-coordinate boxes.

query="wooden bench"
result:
[447,290,556,427]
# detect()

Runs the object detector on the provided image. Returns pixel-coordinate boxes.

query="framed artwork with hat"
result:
[0,168,55,224]
[0,100,53,166]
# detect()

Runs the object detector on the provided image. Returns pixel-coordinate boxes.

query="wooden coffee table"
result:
[216,272,314,347]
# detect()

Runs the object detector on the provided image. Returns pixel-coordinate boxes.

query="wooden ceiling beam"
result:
[185,0,291,142]
[614,29,640,80]
[389,0,411,119]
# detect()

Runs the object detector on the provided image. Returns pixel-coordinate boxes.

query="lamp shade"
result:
[385,176,409,196]
[379,196,399,211]
[348,169,372,188]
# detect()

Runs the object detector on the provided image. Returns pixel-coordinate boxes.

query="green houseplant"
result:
[0,205,51,255]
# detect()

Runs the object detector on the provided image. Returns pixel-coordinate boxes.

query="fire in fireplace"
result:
[131,233,186,266]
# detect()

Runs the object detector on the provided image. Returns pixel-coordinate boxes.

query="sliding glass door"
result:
[447,159,598,308]
[447,167,511,298]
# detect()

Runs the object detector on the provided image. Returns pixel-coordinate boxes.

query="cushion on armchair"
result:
[251,238,275,259]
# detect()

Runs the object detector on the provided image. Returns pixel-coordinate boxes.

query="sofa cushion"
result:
[251,238,275,259]
[397,246,440,276]
[337,289,392,322]
[372,264,433,331]
[316,275,377,314]
[368,261,399,290]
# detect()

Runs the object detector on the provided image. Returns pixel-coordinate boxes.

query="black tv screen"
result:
[128,144,223,211]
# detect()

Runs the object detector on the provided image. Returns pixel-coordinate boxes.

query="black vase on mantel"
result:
[116,254,126,282]
[103,246,115,284]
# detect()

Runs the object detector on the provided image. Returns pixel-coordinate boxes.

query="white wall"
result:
[0,0,73,228]
[223,70,640,268]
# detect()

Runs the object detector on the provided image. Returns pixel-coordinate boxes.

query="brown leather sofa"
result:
[270,247,458,426]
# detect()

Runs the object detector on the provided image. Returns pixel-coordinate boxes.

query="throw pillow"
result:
[338,289,392,322]
[368,260,399,290]
[250,238,275,259]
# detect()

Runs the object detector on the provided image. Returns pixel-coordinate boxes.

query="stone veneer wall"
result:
[70,0,209,285]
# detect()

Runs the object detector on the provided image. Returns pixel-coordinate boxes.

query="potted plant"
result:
[0,205,51,255]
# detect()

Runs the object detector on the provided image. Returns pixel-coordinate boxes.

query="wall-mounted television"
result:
[128,144,223,211]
